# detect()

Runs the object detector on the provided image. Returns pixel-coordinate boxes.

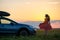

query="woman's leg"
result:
[44,30,48,36]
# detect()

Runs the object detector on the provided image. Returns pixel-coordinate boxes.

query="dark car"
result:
[0,17,36,36]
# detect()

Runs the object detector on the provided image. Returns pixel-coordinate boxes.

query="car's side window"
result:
[1,19,11,24]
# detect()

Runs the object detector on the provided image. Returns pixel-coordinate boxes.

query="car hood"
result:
[17,23,31,27]
[16,23,36,31]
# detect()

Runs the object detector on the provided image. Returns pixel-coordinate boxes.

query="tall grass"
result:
[0,29,60,40]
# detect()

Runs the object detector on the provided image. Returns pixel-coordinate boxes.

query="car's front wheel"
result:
[18,29,29,36]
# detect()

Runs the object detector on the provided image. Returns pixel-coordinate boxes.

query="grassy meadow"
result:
[0,29,60,40]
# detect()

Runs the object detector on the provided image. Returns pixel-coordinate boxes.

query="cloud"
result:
[0,0,60,5]
[48,0,60,2]
[48,2,60,4]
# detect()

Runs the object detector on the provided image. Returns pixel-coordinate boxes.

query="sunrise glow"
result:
[0,0,60,22]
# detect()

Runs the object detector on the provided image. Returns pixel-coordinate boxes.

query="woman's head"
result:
[45,14,49,17]
[45,14,50,21]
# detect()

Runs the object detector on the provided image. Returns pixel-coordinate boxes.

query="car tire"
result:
[17,29,29,36]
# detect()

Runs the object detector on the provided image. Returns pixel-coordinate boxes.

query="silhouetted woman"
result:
[39,14,52,36]
[44,14,52,36]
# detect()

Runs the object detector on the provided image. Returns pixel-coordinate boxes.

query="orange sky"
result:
[0,0,60,22]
